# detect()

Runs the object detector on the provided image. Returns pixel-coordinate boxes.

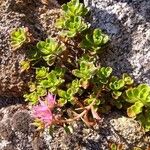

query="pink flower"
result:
[45,93,56,109]
[32,93,56,127]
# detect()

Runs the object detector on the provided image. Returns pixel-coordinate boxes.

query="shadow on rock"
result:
[88,5,134,77]
[0,97,25,109]
[113,0,150,22]
[84,0,150,84]
[8,0,59,40]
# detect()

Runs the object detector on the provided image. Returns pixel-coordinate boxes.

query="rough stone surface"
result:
[49,112,150,149]
[1,0,150,149]
[0,104,51,150]
[84,0,150,84]
[0,103,150,149]
[0,0,60,97]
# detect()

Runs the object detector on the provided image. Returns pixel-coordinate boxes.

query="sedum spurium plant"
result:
[58,16,88,38]
[10,0,150,133]
[36,37,66,66]
[10,27,30,50]
[62,0,88,17]
[24,67,65,105]
[124,84,150,131]
[56,0,88,34]
[72,55,97,89]
[80,29,109,53]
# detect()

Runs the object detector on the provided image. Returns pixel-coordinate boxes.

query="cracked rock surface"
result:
[84,0,150,84]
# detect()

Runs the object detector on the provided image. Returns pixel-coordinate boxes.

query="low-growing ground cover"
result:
[10,0,150,133]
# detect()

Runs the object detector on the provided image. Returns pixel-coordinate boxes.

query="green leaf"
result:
[58,90,67,98]
[55,17,65,29]
[58,98,67,106]
[72,57,97,80]
[79,79,89,89]
[36,86,47,96]
[97,67,112,84]
[127,101,144,117]
[43,55,56,66]
[69,79,80,94]
[112,91,122,99]
[80,28,109,52]
[85,98,100,106]
[61,0,88,17]
[11,27,28,50]
[28,82,36,92]
[39,80,52,88]
[37,38,56,55]
[138,109,150,132]
[20,60,30,72]
[110,143,117,150]
[37,37,65,56]
[109,79,125,91]
[125,84,150,106]
[24,92,39,105]
[36,67,48,79]
[122,73,134,85]
[59,16,88,38]
[53,67,66,77]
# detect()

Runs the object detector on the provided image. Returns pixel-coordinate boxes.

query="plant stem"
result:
[54,88,102,125]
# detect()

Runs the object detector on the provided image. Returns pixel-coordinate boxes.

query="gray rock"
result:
[0,104,51,150]
[11,110,32,133]
[49,112,150,150]
[0,119,14,141]
[0,0,60,97]
[0,104,150,149]
[84,0,150,84]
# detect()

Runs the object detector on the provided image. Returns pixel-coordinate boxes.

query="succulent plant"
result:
[72,56,97,80]
[24,91,39,105]
[58,79,80,106]
[109,76,125,99]
[20,60,30,72]
[122,73,134,85]
[36,67,49,79]
[10,27,30,50]
[58,16,88,37]
[36,38,65,65]
[125,84,150,105]
[85,97,100,107]
[39,70,65,92]
[127,101,144,117]
[125,84,150,117]
[24,67,65,104]
[80,28,109,53]
[62,0,88,17]
[138,109,150,132]
[96,67,112,84]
